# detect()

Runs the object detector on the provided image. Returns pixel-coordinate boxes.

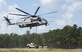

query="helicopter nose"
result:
[45,22,48,26]
[45,24,47,26]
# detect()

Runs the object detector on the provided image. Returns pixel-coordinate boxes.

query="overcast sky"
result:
[0,0,82,34]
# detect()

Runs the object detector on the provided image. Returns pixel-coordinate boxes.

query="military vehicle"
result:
[27,43,38,48]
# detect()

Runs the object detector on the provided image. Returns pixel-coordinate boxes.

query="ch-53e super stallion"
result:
[4,6,58,29]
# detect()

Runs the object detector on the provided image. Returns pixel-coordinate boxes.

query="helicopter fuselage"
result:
[18,19,47,29]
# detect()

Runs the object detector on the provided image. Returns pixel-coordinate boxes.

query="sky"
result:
[0,0,82,34]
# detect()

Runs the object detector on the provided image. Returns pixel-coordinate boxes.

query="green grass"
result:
[0,48,82,52]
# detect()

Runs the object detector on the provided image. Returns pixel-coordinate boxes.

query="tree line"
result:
[0,24,82,49]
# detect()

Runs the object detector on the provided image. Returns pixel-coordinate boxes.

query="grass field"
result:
[0,48,82,52]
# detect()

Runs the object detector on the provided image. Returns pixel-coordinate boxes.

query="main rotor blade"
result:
[16,8,31,15]
[38,11,58,16]
[9,13,27,16]
[21,17,30,19]
[34,6,40,15]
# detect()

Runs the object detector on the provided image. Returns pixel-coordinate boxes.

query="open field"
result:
[0,48,82,52]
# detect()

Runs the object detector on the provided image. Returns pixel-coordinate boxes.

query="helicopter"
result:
[4,6,57,29]
[3,15,48,29]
